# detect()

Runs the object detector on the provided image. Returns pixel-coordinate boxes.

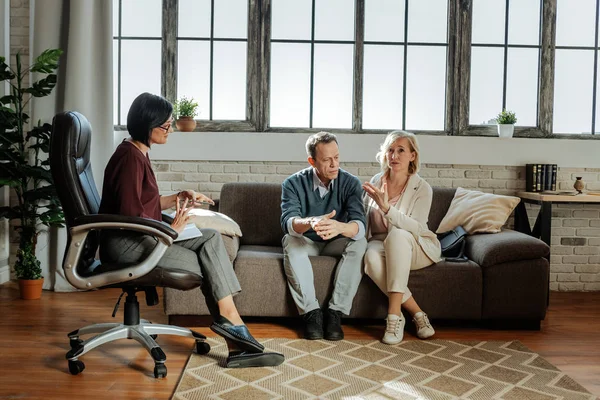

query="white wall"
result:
[0,0,11,284]
[115,131,600,168]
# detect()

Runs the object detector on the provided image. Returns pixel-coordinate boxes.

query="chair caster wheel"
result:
[68,359,85,375]
[154,363,167,378]
[70,338,83,349]
[150,334,158,340]
[195,341,210,355]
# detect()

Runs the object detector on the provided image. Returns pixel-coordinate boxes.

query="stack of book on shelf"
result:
[525,164,557,192]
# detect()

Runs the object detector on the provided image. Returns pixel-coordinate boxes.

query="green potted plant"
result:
[496,109,517,138]
[173,96,199,132]
[0,49,65,299]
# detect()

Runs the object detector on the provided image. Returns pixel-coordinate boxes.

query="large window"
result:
[112,0,599,138]
[553,0,599,134]
[470,0,541,127]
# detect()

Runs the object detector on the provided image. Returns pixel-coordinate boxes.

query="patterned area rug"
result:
[172,338,596,400]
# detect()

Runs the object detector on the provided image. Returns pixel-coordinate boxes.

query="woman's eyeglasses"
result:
[156,122,173,132]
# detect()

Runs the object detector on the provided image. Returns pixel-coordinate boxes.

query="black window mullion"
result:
[209,0,215,120]
[536,0,543,125]
[402,0,409,130]
[309,0,316,128]
[591,0,600,134]
[117,0,122,125]
[502,0,510,110]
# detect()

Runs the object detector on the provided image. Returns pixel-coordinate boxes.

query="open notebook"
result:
[174,223,202,242]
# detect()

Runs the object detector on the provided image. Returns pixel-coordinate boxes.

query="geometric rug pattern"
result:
[172,338,597,400]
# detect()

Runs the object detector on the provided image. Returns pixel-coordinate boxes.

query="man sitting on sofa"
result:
[280,132,367,341]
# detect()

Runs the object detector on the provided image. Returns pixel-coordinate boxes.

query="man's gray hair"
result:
[305,131,338,159]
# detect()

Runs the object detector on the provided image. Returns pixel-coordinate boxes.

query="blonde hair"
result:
[375,130,420,175]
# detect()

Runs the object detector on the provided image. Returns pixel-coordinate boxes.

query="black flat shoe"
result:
[324,308,344,341]
[303,308,324,340]
[226,351,285,368]
[210,316,265,353]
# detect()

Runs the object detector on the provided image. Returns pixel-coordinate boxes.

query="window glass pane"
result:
[121,0,161,37]
[272,0,312,40]
[405,46,445,131]
[179,0,211,37]
[596,51,600,133]
[364,0,404,42]
[177,41,210,120]
[113,39,119,125]
[506,48,540,126]
[270,43,311,128]
[315,0,354,41]
[408,0,447,43]
[214,0,248,39]
[508,0,541,45]
[553,50,594,134]
[213,41,247,120]
[472,0,505,44]
[120,40,161,122]
[556,0,596,47]
[363,45,404,130]
[506,48,539,126]
[113,0,119,36]
[469,47,504,125]
[313,44,353,129]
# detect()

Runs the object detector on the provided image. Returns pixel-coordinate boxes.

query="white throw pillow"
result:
[187,209,243,237]
[436,187,520,234]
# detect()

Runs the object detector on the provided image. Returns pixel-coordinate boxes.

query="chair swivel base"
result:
[66,319,209,378]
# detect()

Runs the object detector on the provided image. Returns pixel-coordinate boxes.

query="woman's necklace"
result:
[387,176,410,199]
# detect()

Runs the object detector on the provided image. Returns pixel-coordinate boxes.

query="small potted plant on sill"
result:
[0,49,65,299]
[496,109,517,138]
[173,96,199,132]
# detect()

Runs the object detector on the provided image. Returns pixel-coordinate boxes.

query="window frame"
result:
[112,0,600,140]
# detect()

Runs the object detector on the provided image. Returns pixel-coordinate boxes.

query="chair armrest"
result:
[65,214,177,290]
[161,212,174,225]
[465,229,549,268]
[73,214,178,241]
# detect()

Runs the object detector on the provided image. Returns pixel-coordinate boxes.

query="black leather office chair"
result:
[49,111,210,378]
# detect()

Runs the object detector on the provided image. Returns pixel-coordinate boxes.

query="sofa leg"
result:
[485,319,541,331]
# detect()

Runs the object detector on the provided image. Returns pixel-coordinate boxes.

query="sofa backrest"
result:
[220,183,284,246]
[428,187,456,233]
[219,182,456,245]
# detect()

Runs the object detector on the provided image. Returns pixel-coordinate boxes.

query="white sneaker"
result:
[413,312,435,339]
[382,314,405,345]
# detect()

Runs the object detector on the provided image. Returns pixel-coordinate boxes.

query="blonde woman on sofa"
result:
[362,131,442,345]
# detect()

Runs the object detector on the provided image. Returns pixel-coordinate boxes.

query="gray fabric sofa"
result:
[164,183,550,327]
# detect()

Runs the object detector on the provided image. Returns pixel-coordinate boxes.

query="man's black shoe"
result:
[324,309,344,341]
[303,309,324,340]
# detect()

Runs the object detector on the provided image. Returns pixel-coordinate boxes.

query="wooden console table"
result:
[514,192,600,247]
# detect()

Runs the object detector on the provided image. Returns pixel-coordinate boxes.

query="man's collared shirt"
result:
[287,169,365,240]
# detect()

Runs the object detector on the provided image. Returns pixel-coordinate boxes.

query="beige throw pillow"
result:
[187,209,243,237]
[436,187,520,234]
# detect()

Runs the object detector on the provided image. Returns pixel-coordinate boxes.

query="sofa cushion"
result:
[219,183,283,247]
[188,208,242,237]
[436,187,520,234]
[465,230,549,268]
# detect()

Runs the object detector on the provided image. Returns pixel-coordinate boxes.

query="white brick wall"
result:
[152,161,600,292]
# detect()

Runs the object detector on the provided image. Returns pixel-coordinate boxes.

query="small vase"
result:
[497,124,514,138]
[573,177,585,194]
[175,116,197,132]
[18,278,44,300]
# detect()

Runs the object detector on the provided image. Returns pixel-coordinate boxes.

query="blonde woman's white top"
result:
[363,172,443,263]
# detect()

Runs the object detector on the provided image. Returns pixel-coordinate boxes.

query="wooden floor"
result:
[0,282,599,400]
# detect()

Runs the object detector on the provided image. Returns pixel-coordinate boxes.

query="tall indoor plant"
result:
[0,49,65,299]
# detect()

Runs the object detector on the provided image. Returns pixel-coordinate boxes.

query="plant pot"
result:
[176,117,197,132]
[18,278,44,300]
[497,124,514,138]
